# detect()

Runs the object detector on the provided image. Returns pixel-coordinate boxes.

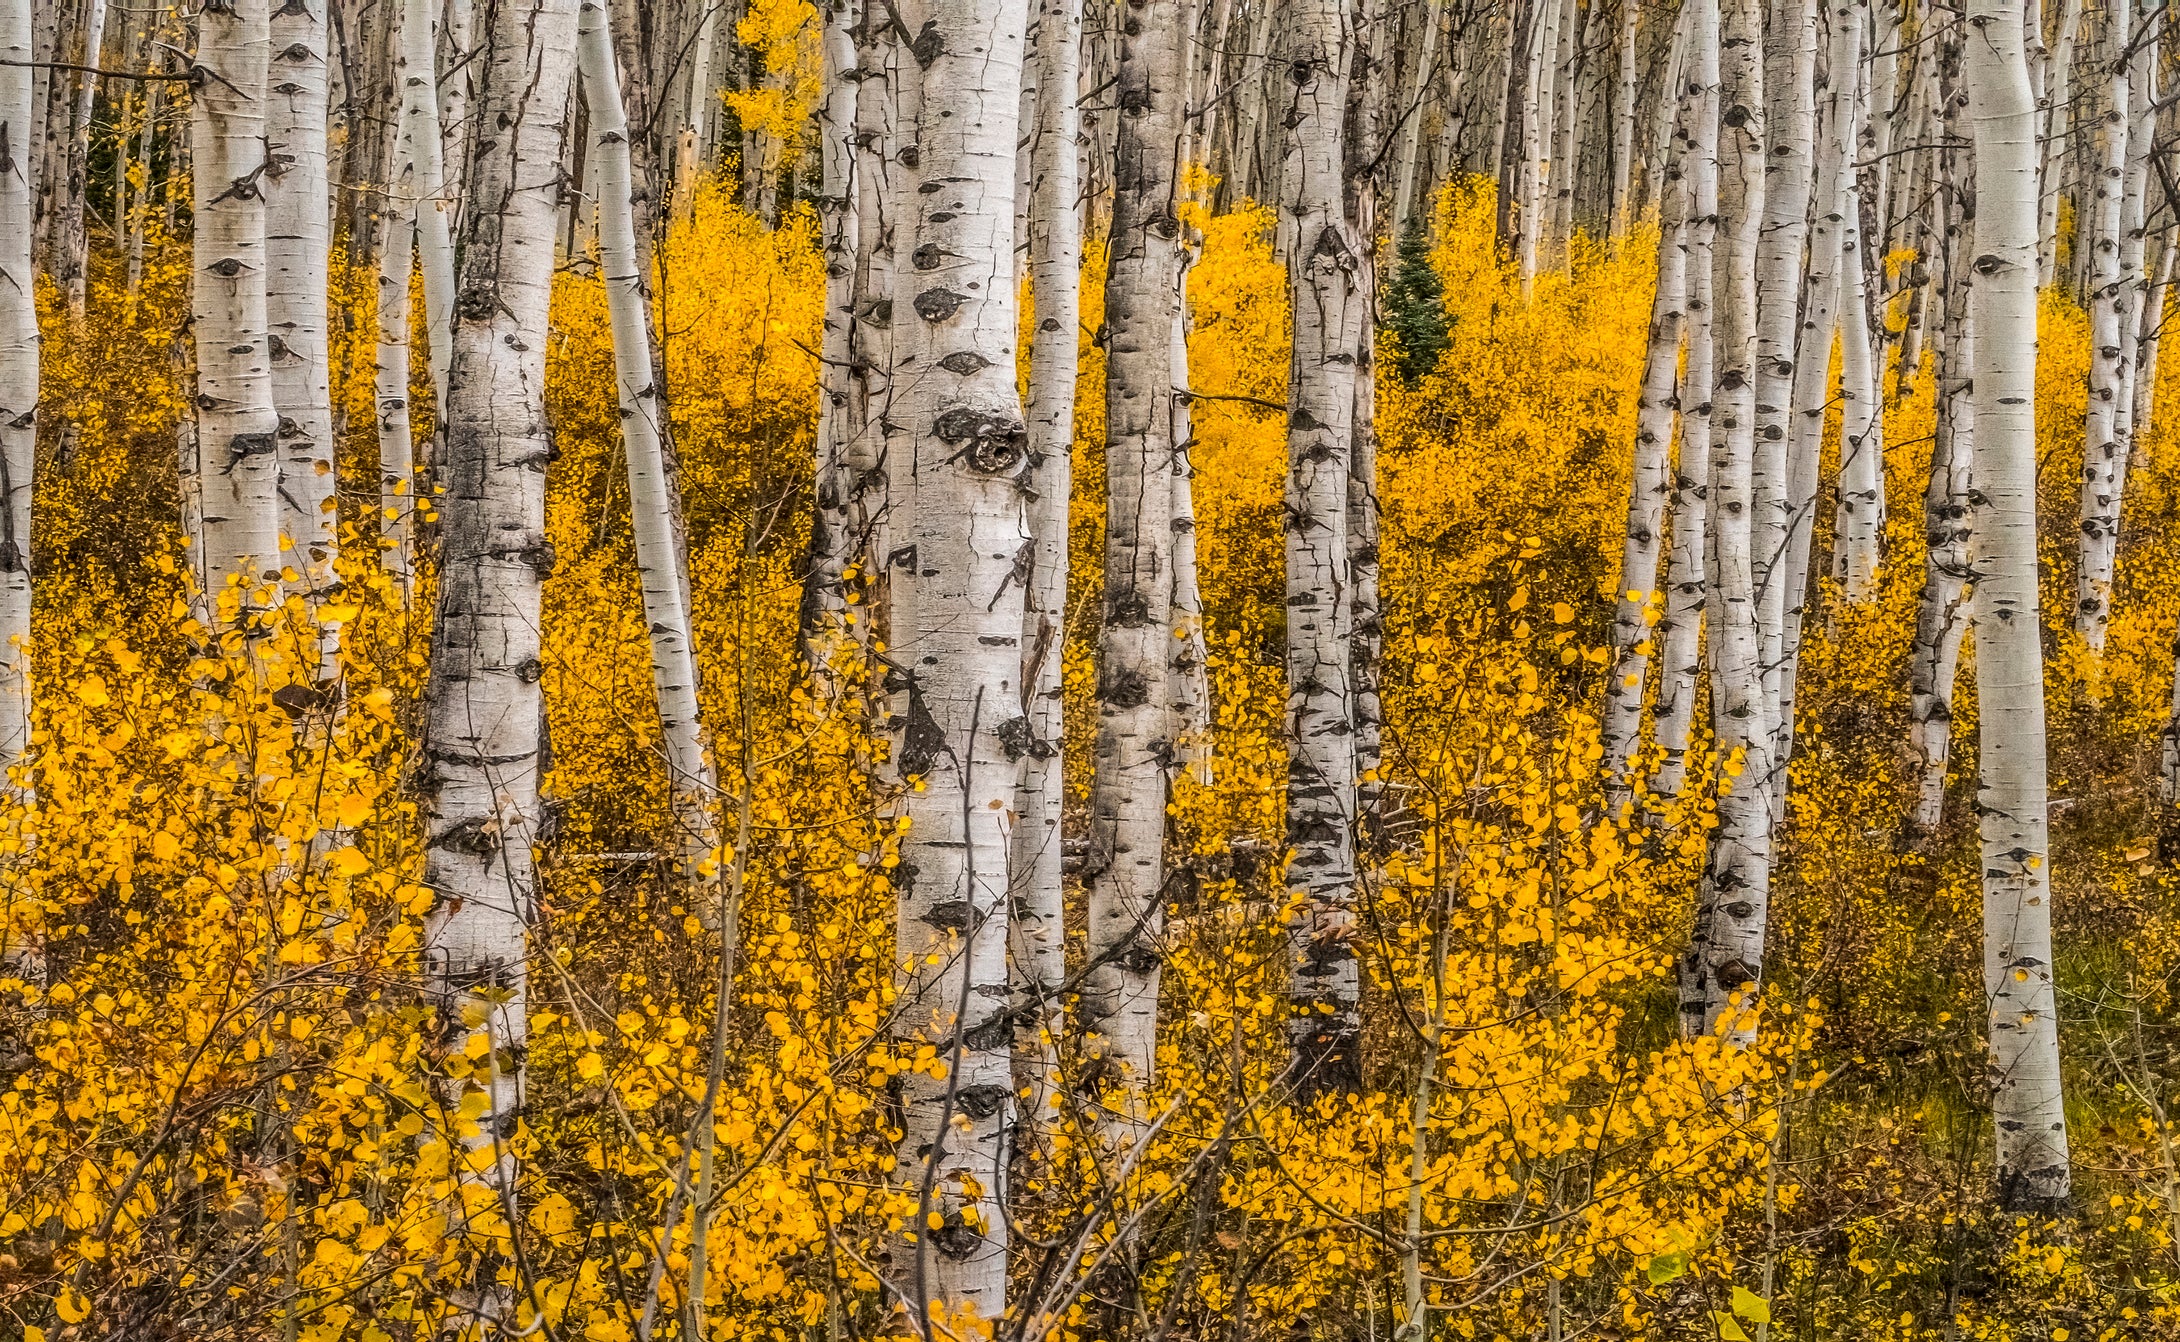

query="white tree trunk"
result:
[577,0,719,894]
[1968,0,2071,1211]
[2036,0,2081,286]
[267,0,336,667]
[1546,0,1578,251]
[1010,0,1079,1141]
[1602,112,1688,807]
[2135,229,2174,441]
[418,0,577,1320]
[1684,0,1770,1042]
[2076,0,2132,649]
[1611,0,1638,231]
[375,95,418,592]
[57,0,100,318]
[1774,0,1866,786]
[1650,0,1717,801]
[1282,0,1363,1093]
[1392,0,1443,231]
[1172,303,1213,786]
[805,0,861,670]
[1835,175,1885,602]
[1518,0,1558,289]
[1753,0,1816,760]
[192,0,283,622]
[0,0,34,799]
[883,0,1030,1320]
[406,0,458,414]
[1084,0,1186,1106]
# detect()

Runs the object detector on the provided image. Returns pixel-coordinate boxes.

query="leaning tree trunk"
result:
[418,0,578,1325]
[1650,0,1717,802]
[192,0,282,627]
[1601,104,1688,809]
[883,0,1031,1323]
[1011,0,1080,1139]
[1282,0,1363,1095]
[577,0,719,898]
[1082,0,1186,1107]
[267,0,337,671]
[1684,0,1769,1043]
[2076,0,2132,651]
[1966,0,2071,1213]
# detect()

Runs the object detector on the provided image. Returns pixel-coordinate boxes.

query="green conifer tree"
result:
[1384,216,1450,386]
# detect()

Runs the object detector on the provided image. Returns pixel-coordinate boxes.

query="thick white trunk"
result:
[577,0,719,891]
[1685,0,1770,1042]
[1835,177,1885,602]
[1518,0,1558,289]
[56,0,99,317]
[193,0,282,623]
[267,0,336,665]
[419,0,577,1318]
[1084,0,1186,1104]
[1011,0,1079,1138]
[405,0,457,414]
[375,127,417,591]
[1282,0,1363,1092]
[1753,0,1816,764]
[884,0,1030,1319]
[805,0,861,668]
[1611,0,1638,230]
[1651,0,1717,801]
[1966,0,2070,1212]
[2076,0,2132,649]
[1172,302,1213,786]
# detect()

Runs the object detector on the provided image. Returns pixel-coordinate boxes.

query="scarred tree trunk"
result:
[803,0,860,669]
[267,0,337,668]
[2076,0,2132,650]
[1683,0,1769,1042]
[1835,171,1885,602]
[0,0,33,798]
[192,0,283,624]
[418,0,578,1322]
[1282,0,1363,1093]
[578,0,719,896]
[1083,0,1186,1105]
[406,0,458,414]
[1967,0,2070,1212]
[1650,0,1716,801]
[882,0,1031,1321]
[1011,0,1079,1138]
[375,28,417,592]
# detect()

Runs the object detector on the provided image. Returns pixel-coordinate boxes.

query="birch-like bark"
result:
[419,0,577,1321]
[578,0,719,893]
[1518,0,1559,289]
[375,53,418,592]
[1173,305,1213,786]
[884,0,1030,1320]
[56,0,99,318]
[406,0,457,414]
[2076,0,2131,650]
[267,0,336,668]
[2106,26,2155,605]
[1836,140,1886,600]
[1684,0,1769,1042]
[1753,0,1816,757]
[1611,0,1638,230]
[1651,0,1717,801]
[2136,230,2174,442]
[1282,0,1363,1093]
[1347,0,1386,838]
[1774,0,1865,783]
[193,0,283,622]
[804,0,861,669]
[1602,114,1688,807]
[1392,0,1443,232]
[2036,0,2081,286]
[1865,0,1900,243]
[440,0,474,203]
[0,0,33,795]
[1645,2,1689,217]
[1011,0,1079,1138]
[1546,0,1578,252]
[1908,96,1973,836]
[1084,0,1186,1106]
[1966,0,2070,1212]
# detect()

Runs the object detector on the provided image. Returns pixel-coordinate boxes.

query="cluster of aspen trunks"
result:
[0,0,2174,1327]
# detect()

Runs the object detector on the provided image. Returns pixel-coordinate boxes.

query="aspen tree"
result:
[418,0,578,1320]
[56,0,100,318]
[1602,96,1689,806]
[0,0,32,793]
[1519,0,1560,288]
[2135,230,2174,441]
[1775,0,1866,782]
[2076,0,2132,650]
[2036,0,2082,285]
[577,0,719,900]
[266,0,336,664]
[1835,166,1885,602]
[882,0,1031,1320]
[804,0,860,666]
[192,0,282,623]
[1173,312,1214,786]
[1012,0,1079,1136]
[1966,0,2071,1211]
[1684,0,1769,1041]
[1083,0,1187,1104]
[375,11,418,592]
[847,4,897,602]
[1393,0,1444,231]
[1651,0,1717,801]
[1753,0,1816,749]
[1282,0,1364,1092]
[2106,21,2155,601]
[404,0,457,414]
[1611,0,1638,230]
[1347,0,1386,836]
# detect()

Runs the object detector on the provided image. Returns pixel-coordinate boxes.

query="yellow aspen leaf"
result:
[56,1289,89,1324]
[338,793,372,826]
